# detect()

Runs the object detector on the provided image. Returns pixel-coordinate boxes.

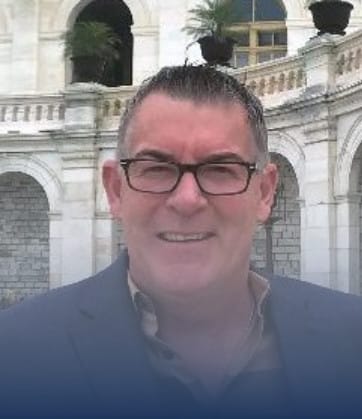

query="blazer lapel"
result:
[68,252,161,415]
[268,276,359,416]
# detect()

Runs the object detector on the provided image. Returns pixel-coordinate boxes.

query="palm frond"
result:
[64,21,122,63]
[183,0,235,38]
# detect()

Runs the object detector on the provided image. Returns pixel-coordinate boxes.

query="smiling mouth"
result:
[158,232,214,243]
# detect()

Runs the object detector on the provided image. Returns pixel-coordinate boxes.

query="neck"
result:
[153,271,254,343]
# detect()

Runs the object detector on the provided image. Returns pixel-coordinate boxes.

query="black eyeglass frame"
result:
[119,158,260,196]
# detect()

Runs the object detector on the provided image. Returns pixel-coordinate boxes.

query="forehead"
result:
[131,92,249,126]
[126,92,255,158]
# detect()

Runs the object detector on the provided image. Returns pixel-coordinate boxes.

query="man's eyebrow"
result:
[133,150,250,163]
[201,152,246,163]
[133,149,174,161]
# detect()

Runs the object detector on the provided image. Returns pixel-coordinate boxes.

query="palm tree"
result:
[184,0,237,66]
[64,21,122,83]
[184,0,235,39]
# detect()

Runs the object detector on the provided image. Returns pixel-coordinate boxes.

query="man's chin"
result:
[145,263,219,295]
[153,243,214,264]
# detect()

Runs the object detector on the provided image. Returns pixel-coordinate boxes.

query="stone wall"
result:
[0,172,49,308]
[360,198,362,294]
[251,154,301,278]
[113,220,125,260]
[359,163,362,295]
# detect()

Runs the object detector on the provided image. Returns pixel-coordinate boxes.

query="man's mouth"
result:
[157,232,214,242]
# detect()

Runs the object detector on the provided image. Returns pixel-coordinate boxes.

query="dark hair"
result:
[118,65,269,165]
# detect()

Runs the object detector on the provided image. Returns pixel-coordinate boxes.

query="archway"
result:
[359,151,362,295]
[0,173,50,308]
[334,114,362,293]
[73,0,133,86]
[251,153,301,278]
[349,142,362,295]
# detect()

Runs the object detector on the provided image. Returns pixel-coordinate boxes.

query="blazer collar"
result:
[268,275,352,414]
[68,251,161,415]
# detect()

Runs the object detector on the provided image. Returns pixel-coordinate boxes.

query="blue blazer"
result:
[1,250,362,418]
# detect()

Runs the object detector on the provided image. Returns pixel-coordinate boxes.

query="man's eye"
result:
[204,164,237,175]
[139,163,174,176]
[201,164,245,180]
[211,165,234,173]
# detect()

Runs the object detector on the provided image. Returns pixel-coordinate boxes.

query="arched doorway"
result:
[74,0,133,86]
[229,0,287,67]
[251,153,301,278]
[349,142,362,295]
[0,173,50,308]
[359,154,362,295]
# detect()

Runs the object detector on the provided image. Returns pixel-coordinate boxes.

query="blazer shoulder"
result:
[0,251,129,327]
[269,274,362,326]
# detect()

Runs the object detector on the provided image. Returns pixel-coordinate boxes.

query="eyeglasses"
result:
[119,158,259,196]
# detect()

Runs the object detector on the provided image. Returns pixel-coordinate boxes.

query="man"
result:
[0,65,362,418]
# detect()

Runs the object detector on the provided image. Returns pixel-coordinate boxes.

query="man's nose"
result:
[165,172,208,215]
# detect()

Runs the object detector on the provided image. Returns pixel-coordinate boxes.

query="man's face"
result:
[103,93,277,299]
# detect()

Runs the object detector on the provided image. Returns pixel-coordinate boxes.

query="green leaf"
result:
[183,0,238,38]
[63,21,122,65]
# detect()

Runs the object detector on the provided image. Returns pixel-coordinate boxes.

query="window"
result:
[228,0,287,68]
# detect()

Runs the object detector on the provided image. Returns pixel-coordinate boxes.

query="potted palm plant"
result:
[308,0,354,36]
[184,0,236,66]
[64,21,122,83]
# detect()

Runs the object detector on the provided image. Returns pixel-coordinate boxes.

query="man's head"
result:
[117,65,269,167]
[103,65,277,300]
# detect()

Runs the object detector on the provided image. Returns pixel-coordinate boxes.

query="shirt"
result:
[128,271,282,405]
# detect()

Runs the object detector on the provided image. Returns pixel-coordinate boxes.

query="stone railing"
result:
[96,54,307,129]
[231,54,306,107]
[0,95,65,134]
[1,29,362,135]
[98,86,136,130]
[335,29,362,86]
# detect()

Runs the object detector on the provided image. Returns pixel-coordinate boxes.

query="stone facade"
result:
[1,0,362,95]
[359,148,362,293]
[0,172,49,307]
[1,1,362,301]
[251,154,300,279]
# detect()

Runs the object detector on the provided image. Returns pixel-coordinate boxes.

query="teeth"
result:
[160,232,210,242]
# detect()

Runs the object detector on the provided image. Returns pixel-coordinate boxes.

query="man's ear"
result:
[102,159,123,220]
[256,163,279,224]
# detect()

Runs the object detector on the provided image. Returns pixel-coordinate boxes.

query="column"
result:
[48,211,62,289]
[335,195,361,293]
[299,33,339,93]
[158,0,188,67]
[301,118,337,288]
[132,25,159,84]
[11,0,38,92]
[299,35,340,288]
[57,83,100,285]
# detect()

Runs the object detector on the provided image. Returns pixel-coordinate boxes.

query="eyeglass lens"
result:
[126,160,252,195]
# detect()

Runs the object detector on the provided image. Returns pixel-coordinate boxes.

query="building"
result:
[1,0,362,307]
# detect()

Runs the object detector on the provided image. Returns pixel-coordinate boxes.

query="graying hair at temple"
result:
[117,65,269,165]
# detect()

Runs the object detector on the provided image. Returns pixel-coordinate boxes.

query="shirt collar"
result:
[127,271,270,338]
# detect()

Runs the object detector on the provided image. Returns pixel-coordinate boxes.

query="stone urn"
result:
[309,1,354,36]
[197,35,236,66]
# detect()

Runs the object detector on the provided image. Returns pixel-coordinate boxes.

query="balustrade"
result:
[0,96,65,123]
[335,30,362,85]
[0,28,362,134]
